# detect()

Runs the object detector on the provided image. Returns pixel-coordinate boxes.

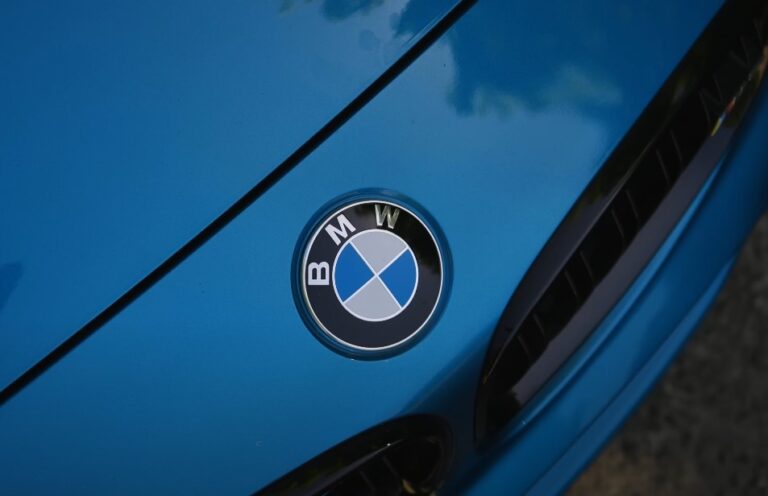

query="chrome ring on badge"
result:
[296,195,446,356]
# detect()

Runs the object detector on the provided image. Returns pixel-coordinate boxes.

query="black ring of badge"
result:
[294,192,447,357]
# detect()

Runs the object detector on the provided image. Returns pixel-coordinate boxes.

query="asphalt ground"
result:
[569,214,768,496]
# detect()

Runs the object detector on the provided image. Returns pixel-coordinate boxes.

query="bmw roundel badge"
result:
[295,193,447,357]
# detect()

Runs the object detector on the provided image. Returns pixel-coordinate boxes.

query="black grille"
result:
[476,0,768,443]
[255,416,452,496]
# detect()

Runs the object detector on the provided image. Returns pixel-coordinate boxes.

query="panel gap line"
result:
[0,0,478,406]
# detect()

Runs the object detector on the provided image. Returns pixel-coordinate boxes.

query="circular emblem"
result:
[296,195,445,356]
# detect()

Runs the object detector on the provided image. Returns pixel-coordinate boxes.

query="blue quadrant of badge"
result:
[378,251,417,306]
[334,244,374,301]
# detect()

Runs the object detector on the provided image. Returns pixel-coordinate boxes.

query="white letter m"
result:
[324,214,356,246]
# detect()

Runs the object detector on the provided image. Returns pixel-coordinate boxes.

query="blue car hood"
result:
[0,0,462,390]
[0,0,729,493]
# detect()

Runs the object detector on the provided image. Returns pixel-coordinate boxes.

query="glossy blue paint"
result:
[2,0,766,495]
[456,79,768,492]
[527,258,735,495]
[0,0,461,390]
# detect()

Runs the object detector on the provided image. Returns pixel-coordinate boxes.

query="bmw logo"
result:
[295,193,446,357]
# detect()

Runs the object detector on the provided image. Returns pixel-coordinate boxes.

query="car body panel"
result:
[457,78,768,494]
[0,0,461,390]
[0,0,747,493]
[527,258,734,495]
